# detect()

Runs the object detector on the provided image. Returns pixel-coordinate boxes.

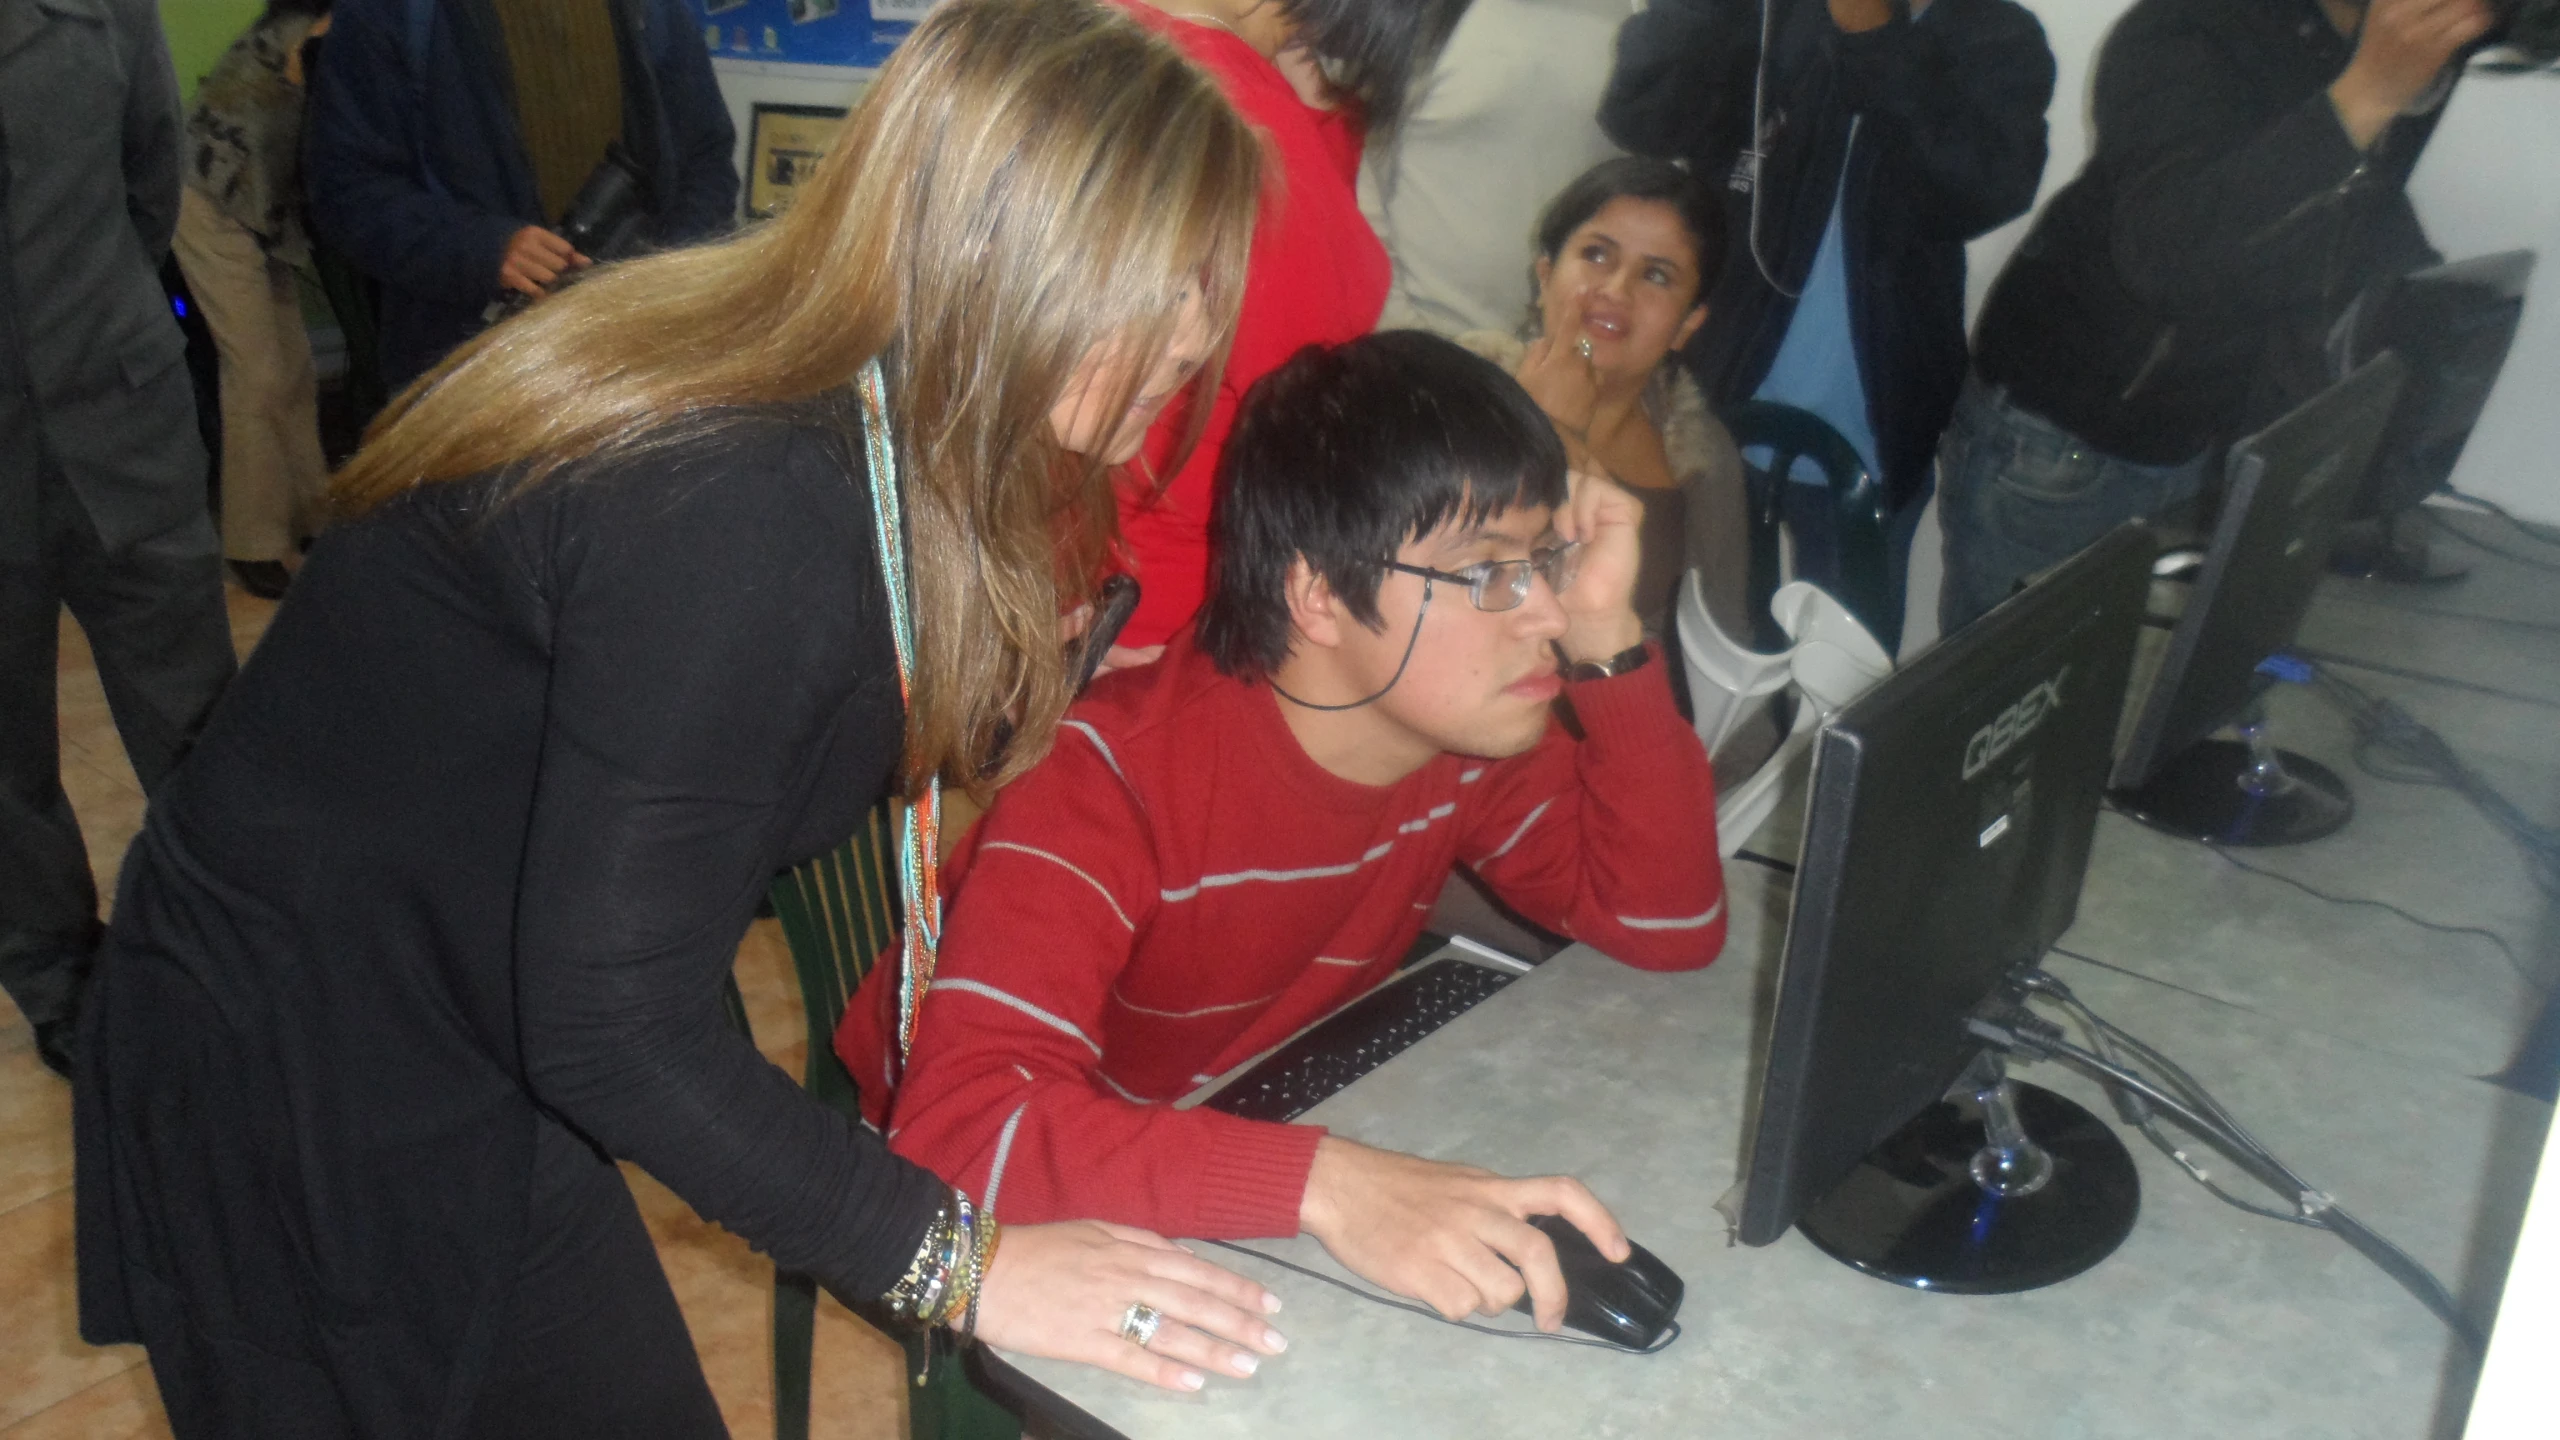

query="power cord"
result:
[2022,961,2319,1229]
[1199,1240,1683,1355]
[2440,489,2560,548]
[2303,661,2560,902]
[2429,508,2560,575]
[1972,973,2486,1351]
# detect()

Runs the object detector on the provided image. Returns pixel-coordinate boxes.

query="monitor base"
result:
[1795,1082,2138,1294]
[2329,513,2469,587]
[2111,741,2354,846]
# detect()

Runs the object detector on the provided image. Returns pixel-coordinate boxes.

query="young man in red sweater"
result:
[840,332,1724,1368]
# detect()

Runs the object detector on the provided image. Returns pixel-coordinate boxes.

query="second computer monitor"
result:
[2109,354,2409,842]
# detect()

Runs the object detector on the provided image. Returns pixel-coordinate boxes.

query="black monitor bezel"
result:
[1735,524,2155,1248]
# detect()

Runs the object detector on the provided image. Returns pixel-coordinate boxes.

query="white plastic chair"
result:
[1680,577,1894,855]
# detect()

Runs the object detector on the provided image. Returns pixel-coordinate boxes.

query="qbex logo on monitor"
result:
[1962,667,2069,782]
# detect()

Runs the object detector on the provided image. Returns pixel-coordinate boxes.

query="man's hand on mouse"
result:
[1297,1136,1630,1332]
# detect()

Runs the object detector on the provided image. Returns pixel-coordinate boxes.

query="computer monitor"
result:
[2108,353,2409,846]
[1735,524,2153,1292]
[2333,251,2535,580]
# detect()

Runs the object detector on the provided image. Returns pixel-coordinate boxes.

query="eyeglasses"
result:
[1381,542,1582,613]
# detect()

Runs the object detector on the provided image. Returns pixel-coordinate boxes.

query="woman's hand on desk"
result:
[1297,1136,1630,1334]
[974,1220,1289,1391]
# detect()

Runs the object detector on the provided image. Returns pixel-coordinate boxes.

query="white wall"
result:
[2465,1100,2559,1438]
[1966,2,2560,522]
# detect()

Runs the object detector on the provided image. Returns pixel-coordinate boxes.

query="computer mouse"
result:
[1510,1213,1684,1351]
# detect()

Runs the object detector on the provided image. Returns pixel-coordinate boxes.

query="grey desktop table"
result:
[987,835,2549,1440]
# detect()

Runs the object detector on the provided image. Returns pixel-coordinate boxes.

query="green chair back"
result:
[1723,400,1897,651]
[754,803,1020,1440]
[766,804,902,1119]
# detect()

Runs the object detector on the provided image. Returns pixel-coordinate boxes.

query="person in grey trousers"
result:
[0,0,237,1079]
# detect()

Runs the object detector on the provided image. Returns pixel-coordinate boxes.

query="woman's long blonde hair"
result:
[331,0,1260,797]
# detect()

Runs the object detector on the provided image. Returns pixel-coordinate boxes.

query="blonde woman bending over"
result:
[75,5,1287,1435]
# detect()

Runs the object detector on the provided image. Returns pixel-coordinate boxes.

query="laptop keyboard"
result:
[1203,958,1520,1123]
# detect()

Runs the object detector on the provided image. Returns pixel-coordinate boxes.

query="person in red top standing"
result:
[842,333,1724,1350]
[1108,0,1471,654]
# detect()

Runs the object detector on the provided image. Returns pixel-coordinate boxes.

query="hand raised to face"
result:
[1551,468,1650,665]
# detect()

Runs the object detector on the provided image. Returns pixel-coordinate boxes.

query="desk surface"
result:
[997,846,2550,1440]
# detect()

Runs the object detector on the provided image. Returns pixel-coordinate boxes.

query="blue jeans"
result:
[1935,373,2209,634]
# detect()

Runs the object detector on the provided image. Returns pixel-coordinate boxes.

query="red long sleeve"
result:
[839,639,1722,1237]
[1109,3,1390,647]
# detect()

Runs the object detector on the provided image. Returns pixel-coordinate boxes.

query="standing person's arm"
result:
[643,0,738,244]
[1597,0,1759,167]
[116,0,184,260]
[2101,0,2486,318]
[1826,0,2056,241]
[302,0,522,301]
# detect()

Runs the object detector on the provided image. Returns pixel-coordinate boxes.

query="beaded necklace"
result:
[854,358,944,1065]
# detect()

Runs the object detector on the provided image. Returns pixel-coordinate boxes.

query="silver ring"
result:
[1117,1301,1164,1348]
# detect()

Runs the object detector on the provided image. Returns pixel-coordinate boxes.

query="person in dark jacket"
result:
[303,0,739,389]
[1600,0,2053,643]
[1,0,238,1080]
[1941,0,2492,631]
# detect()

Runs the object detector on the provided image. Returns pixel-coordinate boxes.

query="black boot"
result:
[32,1019,74,1081]
[229,559,291,600]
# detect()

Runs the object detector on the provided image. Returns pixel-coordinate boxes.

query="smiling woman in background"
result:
[73,4,1292,1435]
[1463,156,1747,636]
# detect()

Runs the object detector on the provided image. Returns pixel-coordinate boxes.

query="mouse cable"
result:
[1198,1240,1682,1355]
[1989,971,2484,1352]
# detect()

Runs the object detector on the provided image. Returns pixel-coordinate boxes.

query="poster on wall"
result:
[689,0,935,68]
[746,103,851,218]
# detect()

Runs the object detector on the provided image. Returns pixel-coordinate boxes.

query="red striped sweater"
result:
[837,634,1724,1239]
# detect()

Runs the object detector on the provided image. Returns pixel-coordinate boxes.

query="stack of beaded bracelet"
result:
[882,1188,1002,1380]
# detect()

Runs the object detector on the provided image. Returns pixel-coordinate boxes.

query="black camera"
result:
[2489,0,2560,63]
[483,143,652,322]
[557,142,652,263]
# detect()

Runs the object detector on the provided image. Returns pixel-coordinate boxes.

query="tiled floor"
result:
[7,582,911,1438]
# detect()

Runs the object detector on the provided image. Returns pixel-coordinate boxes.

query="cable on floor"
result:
[2304,661,2560,902]
[2440,490,2560,548]
[2430,509,2560,575]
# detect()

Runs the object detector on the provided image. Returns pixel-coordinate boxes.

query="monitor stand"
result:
[2330,511,2468,586]
[1794,1052,2139,1294]
[2111,700,2353,846]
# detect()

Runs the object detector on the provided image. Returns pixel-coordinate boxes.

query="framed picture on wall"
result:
[745,102,852,219]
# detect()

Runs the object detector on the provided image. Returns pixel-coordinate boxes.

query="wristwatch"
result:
[1560,639,1652,683]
